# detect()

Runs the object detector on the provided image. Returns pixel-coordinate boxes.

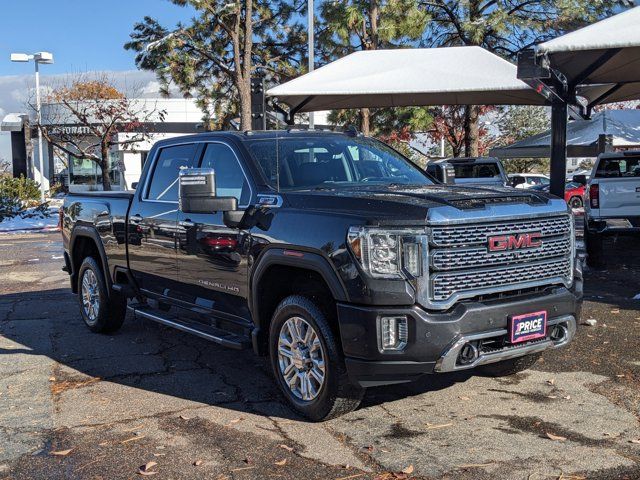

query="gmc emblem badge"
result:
[488,232,542,252]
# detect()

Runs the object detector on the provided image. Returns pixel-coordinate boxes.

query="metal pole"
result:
[550,102,568,198]
[34,61,46,202]
[307,0,314,129]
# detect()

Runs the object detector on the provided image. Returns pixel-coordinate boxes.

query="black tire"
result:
[478,353,542,377]
[568,196,583,209]
[77,257,126,333]
[585,227,604,268]
[269,295,364,421]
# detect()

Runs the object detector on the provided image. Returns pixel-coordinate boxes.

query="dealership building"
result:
[1,98,203,192]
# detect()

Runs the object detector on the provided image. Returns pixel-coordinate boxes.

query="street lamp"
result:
[10,51,54,203]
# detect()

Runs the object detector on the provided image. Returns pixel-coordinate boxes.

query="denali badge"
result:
[488,232,542,252]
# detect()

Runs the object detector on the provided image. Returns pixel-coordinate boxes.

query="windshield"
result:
[244,136,433,190]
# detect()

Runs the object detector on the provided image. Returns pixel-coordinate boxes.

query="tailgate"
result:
[598,177,640,217]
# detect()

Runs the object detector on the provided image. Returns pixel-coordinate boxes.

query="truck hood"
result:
[283,184,555,225]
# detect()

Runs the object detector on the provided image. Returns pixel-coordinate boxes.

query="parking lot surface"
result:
[1,232,639,480]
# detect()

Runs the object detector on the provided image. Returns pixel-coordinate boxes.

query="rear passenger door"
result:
[175,142,254,330]
[128,143,198,298]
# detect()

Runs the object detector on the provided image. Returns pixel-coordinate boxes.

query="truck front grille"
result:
[422,214,573,309]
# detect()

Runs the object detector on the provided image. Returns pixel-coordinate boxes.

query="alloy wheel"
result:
[277,316,326,401]
[81,269,100,323]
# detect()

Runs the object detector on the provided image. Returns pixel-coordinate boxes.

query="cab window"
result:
[199,143,251,206]
[146,144,197,202]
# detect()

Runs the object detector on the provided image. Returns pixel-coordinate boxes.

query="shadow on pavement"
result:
[0,286,477,421]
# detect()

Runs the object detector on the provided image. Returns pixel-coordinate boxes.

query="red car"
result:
[532,181,585,208]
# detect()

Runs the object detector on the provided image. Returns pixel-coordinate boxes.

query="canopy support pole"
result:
[550,101,568,198]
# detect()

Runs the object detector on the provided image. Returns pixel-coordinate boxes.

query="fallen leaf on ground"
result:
[230,466,255,472]
[179,415,190,420]
[546,432,567,441]
[629,439,640,444]
[456,463,493,469]
[50,449,73,456]
[546,378,556,386]
[335,473,366,480]
[121,435,146,444]
[48,377,56,382]
[425,422,453,429]
[611,309,620,314]
[225,417,244,427]
[402,465,414,474]
[138,461,158,476]
[458,396,470,401]
[275,459,287,466]
[193,460,203,466]
[279,444,294,452]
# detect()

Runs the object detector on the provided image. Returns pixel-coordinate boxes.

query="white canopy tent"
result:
[491,109,640,159]
[267,46,544,114]
[516,6,640,195]
[535,6,640,109]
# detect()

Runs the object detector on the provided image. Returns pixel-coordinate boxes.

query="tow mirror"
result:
[179,168,238,214]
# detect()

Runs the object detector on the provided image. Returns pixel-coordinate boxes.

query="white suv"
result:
[584,151,640,267]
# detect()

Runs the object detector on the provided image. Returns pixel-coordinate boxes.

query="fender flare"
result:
[69,225,112,293]
[249,247,349,349]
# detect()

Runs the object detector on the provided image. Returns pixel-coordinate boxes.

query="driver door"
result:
[175,141,254,330]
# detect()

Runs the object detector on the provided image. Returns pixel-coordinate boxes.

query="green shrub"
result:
[0,175,43,221]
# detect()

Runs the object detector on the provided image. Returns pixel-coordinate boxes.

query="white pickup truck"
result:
[585,151,640,267]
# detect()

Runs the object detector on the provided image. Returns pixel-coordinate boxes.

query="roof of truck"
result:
[152,129,361,147]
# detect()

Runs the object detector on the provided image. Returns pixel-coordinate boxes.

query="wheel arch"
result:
[249,248,348,355]
[69,226,112,294]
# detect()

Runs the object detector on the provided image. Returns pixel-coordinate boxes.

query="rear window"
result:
[452,163,500,179]
[595,156,640,178]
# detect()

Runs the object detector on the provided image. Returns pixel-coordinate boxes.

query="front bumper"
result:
[339,285,582,388]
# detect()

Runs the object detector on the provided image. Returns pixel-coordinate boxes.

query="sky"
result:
[0,0,196,162]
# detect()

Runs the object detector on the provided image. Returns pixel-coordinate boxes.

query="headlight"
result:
[347,227,424,279]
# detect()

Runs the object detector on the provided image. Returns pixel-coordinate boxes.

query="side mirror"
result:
[131,182,139,190]
[179,168,238,214]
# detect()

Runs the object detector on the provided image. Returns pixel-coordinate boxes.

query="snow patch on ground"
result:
[0,207,59,234]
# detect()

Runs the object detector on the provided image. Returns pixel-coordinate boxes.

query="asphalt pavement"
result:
[0,231,639,480]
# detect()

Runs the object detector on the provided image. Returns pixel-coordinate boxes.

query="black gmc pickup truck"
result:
[62,130,582,420]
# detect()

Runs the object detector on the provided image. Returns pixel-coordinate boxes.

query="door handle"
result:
[130,214,143,222]
[179,220,195,228]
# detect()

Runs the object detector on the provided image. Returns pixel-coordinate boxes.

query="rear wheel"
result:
[568,196,583,209]
[269,295,364,421]
[77,257,126,333]
[478,353,542,377]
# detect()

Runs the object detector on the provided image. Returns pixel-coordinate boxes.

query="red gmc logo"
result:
[488,232,542,252]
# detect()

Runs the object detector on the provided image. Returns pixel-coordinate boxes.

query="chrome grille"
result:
[431,237,571,271]
[431,258,572,302]
[423,214,573,309]
[430,215,571,247]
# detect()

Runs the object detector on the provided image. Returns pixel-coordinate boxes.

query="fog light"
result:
[379,316,408,351]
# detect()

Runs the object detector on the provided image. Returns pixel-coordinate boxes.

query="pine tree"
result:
[421,0,624,156]
[125,0,305,131]
[318,0,430,135]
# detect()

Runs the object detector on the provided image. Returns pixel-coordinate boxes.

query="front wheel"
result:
[77,257,126,333]
[269,295,364,421]
[478,353,542,377]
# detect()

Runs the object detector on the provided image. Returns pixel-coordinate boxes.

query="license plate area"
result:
[509,311,547,344]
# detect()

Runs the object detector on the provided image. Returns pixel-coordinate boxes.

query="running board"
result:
[128,306,250,350]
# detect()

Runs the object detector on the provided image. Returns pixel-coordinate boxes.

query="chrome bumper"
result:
[434,315,576,373]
